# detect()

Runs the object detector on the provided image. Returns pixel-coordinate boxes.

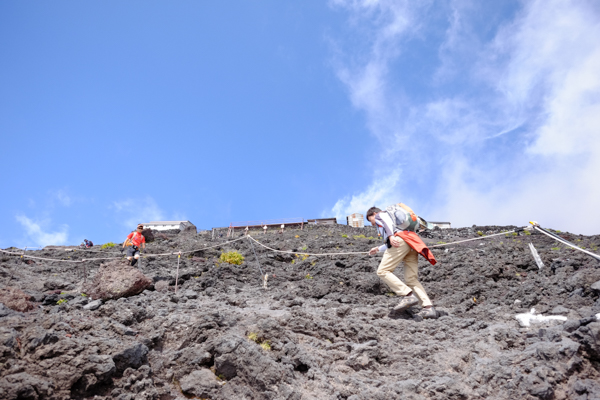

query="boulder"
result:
[141,229,155,243]
[179,369,220,397]
[0,287,34,312]
[180,224,197,235]
[112,343,149,373]
[82,260,152,301]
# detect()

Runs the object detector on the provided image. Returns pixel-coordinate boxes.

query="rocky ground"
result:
[1,224,600,400]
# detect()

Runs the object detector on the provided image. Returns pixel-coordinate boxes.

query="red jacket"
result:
[395,231,437,265]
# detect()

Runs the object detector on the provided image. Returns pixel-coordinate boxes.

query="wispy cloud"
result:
[15,215,68,247]
[53,190,72,207]
[329,168,402,219]
[113,196,165,229]
[329,0,600,234]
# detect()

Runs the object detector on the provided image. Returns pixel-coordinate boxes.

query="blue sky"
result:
[1,0,600,247]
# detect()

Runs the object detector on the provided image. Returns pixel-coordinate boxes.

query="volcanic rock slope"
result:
[1,225,600,400]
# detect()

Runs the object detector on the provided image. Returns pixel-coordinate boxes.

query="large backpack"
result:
[385,203,419,232]
[384,203,433,233]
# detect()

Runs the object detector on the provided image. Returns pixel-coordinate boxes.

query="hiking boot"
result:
[417,307,438,319]
[393,294,418,311]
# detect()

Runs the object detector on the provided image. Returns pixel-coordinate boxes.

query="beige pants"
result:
[377,239,432,307]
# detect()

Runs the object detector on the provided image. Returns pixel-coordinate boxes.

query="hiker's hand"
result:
[368,247,379,255]
[389,236,402,247]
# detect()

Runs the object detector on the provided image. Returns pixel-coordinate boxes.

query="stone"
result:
[83,299,102,310]
[112,343,149,373]
[0,287,34,312]
[591,280,600,293]
[154,280,169,292]
[82,260,152,301]
[179,369,220,397]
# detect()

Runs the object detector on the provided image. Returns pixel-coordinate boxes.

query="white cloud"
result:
[53,190,72,207]
[329,169,402,219]
[329,0,600,234]
[15,215,68,247]
[113,196,165,229]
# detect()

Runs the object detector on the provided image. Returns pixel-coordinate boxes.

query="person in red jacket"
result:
[123,224,146,267]
[366,207,437,319]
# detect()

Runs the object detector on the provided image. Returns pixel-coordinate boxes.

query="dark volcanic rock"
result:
[141,228,155,243]
[1,224,600,399]
[82,260,152,300]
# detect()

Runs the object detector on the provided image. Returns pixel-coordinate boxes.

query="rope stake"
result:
[175,252,181,293]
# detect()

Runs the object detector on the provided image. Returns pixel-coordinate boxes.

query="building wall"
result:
[347,213,365,228]
[146,223,184,231]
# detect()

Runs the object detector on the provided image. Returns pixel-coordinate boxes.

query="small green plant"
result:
[367,236,374,240]
[294,253,309,262]
[305,273,313,279]
[301,245,307,251]
[353,234,366,239]
[341,234,348,238]
[524,231,531,236]
[437,241,446,245]
[101,242,116,249]
[60,292,68,295]
[311,261,316,266]
[81,293,87,297]
[57,299,67,305]
[219,251,244,265]
[511,232,518,236]
[248,332,271,351]
[477,231,484,236]
[551,247,560,251]
[260,341,271,351]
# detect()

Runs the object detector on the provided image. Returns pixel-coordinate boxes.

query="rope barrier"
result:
[7,224,590,266]
[0,236,248,264]
[429,230,517,248]
[532,224,600,261]
[247,235,369,256]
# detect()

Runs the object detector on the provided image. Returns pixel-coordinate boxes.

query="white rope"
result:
[0,248,83,263]
[533,226,600,260]
[429,230,516,248]
[248,235,368,256]
[0,236,248,264]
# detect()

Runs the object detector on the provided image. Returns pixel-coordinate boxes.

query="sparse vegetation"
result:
[477,231,484,236]
[248,332,271,351]
[305,273,313,279]
[353,234,366,239]
[56,299,67,305]
[80,293,87,297]
[551,247,560,251]
[101,242,116,249]
[219,251,244,265]
[341,234,348,238]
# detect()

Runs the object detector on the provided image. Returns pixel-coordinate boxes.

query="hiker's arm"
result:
[123,233,132,248]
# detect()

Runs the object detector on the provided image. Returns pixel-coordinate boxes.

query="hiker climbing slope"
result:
[367,205,437,319]
[123,224,146,267]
